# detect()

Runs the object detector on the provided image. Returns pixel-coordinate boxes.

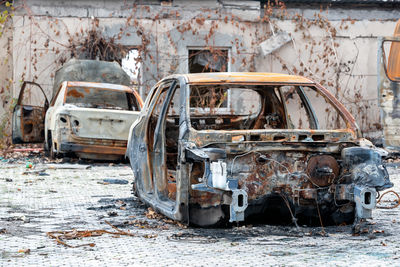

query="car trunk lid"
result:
[63,107,139,140]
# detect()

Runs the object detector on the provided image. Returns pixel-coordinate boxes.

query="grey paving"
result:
[0,160,399,266]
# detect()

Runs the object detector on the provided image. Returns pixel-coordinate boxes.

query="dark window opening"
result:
[189,49,229,109]
[188,49,228,73]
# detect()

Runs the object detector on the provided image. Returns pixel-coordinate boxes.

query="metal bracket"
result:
[354,186,377,219]
[229,189,248,222]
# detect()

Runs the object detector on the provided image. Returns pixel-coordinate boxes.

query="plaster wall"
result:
[5,0,400,138]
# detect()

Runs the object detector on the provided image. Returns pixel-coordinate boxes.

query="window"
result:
[122,49,141,83]
[188,49,229,109]
[65,86,137,111]
[302,86,347,129]
[189,85,262,130]
[280,86,312,129]
[188,49,228,73]
[21,83,48,107]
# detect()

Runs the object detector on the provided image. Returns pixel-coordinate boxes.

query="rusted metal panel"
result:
[60,143,126,155]
[128,72,392,228]
[387,21,400,81]
[181,72,315,85]
[378,19,400,148]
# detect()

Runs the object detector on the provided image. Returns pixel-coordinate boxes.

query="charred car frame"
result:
[127,73,392,227]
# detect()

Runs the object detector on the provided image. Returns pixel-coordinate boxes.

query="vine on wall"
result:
[0,1,14,147]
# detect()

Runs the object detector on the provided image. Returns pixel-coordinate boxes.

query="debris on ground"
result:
[47,164,92,170]
[22,169,49,176]
[102,179,129,184]
[46,221,135,248]
[25,162,33,168]
[3,215,30,223]
[18,248,31,254]
[377,190,400,209]
[145,207,164,220]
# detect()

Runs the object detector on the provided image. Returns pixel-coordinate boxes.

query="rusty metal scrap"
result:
[377,190,400,209]
[378,19,400,147]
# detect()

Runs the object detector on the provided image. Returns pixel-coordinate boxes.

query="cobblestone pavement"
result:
[0,159,400,266]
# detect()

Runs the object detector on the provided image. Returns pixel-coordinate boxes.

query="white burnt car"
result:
[44,81,143,160]
[12,60,143,160]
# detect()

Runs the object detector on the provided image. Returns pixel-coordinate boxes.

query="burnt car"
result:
[127,72,392,227]
[45,81,143,160]
[12,59,143,160]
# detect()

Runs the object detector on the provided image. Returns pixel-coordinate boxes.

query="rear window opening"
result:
[65,86,139,111]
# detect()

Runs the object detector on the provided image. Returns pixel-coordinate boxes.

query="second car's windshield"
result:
[65,86,137,111]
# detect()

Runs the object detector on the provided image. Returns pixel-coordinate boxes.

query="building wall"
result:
[0,19,14,140]
[5,0,400,140]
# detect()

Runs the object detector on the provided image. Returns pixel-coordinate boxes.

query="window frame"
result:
[187,47,232,112]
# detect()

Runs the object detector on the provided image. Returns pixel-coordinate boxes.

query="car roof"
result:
[174,72,316,84]
[66,81,133,92]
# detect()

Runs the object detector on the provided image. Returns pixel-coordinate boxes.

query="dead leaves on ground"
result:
[47,221,134,248]
[145,207,187,228]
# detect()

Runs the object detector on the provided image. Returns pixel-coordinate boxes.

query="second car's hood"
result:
[57,105,140,140]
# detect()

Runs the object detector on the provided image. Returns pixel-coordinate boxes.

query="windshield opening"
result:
[188,84,348,131]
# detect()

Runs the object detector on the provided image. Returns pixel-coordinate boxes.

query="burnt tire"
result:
[45,131,55,159]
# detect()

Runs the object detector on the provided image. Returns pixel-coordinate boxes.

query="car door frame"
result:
[131,76,190,222]
[12,81,49,144]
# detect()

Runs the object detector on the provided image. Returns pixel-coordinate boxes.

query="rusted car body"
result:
[127,72,392,226]
[45,81,143,160]
[378,19,400,148]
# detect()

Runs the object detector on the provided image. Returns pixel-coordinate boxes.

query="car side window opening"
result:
[20,83,48,107]
[301,86,347,130]
[188,85,297,131]
[279,85,314,129]
[187,84,346,131]
[189,85,264,130]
